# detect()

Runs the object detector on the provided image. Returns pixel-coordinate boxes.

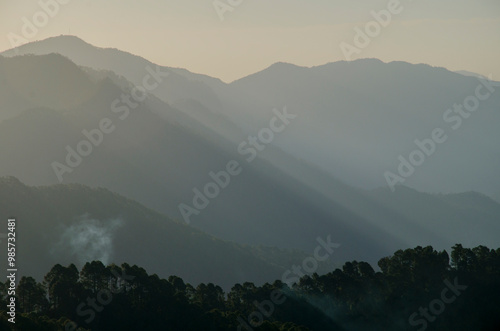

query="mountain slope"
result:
[5,37,500,197]
[1,35,224,112]
[0,54,401,265]
[219,59,500,196]
[1,49,499,270]
[0,176,323,289]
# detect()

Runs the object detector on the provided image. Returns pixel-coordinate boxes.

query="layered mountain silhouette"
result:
[0,37,499,280]
[0,176,336,289]
[5,35,500,197]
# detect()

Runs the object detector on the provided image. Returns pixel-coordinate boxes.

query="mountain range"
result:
[0,36,499,285]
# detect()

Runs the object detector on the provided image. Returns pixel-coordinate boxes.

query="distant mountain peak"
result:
[268,61,300,69]
[35,34,94,48]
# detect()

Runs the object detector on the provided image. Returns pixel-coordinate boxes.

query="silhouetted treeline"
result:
[1,244,499,330]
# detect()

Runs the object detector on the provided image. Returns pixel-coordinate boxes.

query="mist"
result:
[50,215,123,266]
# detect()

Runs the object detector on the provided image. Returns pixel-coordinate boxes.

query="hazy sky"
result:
[1,0,499,82]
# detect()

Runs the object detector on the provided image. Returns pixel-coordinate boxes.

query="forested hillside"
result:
[0,245,499,330]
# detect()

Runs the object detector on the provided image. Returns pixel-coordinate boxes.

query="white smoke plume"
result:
[51,214,123,265]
